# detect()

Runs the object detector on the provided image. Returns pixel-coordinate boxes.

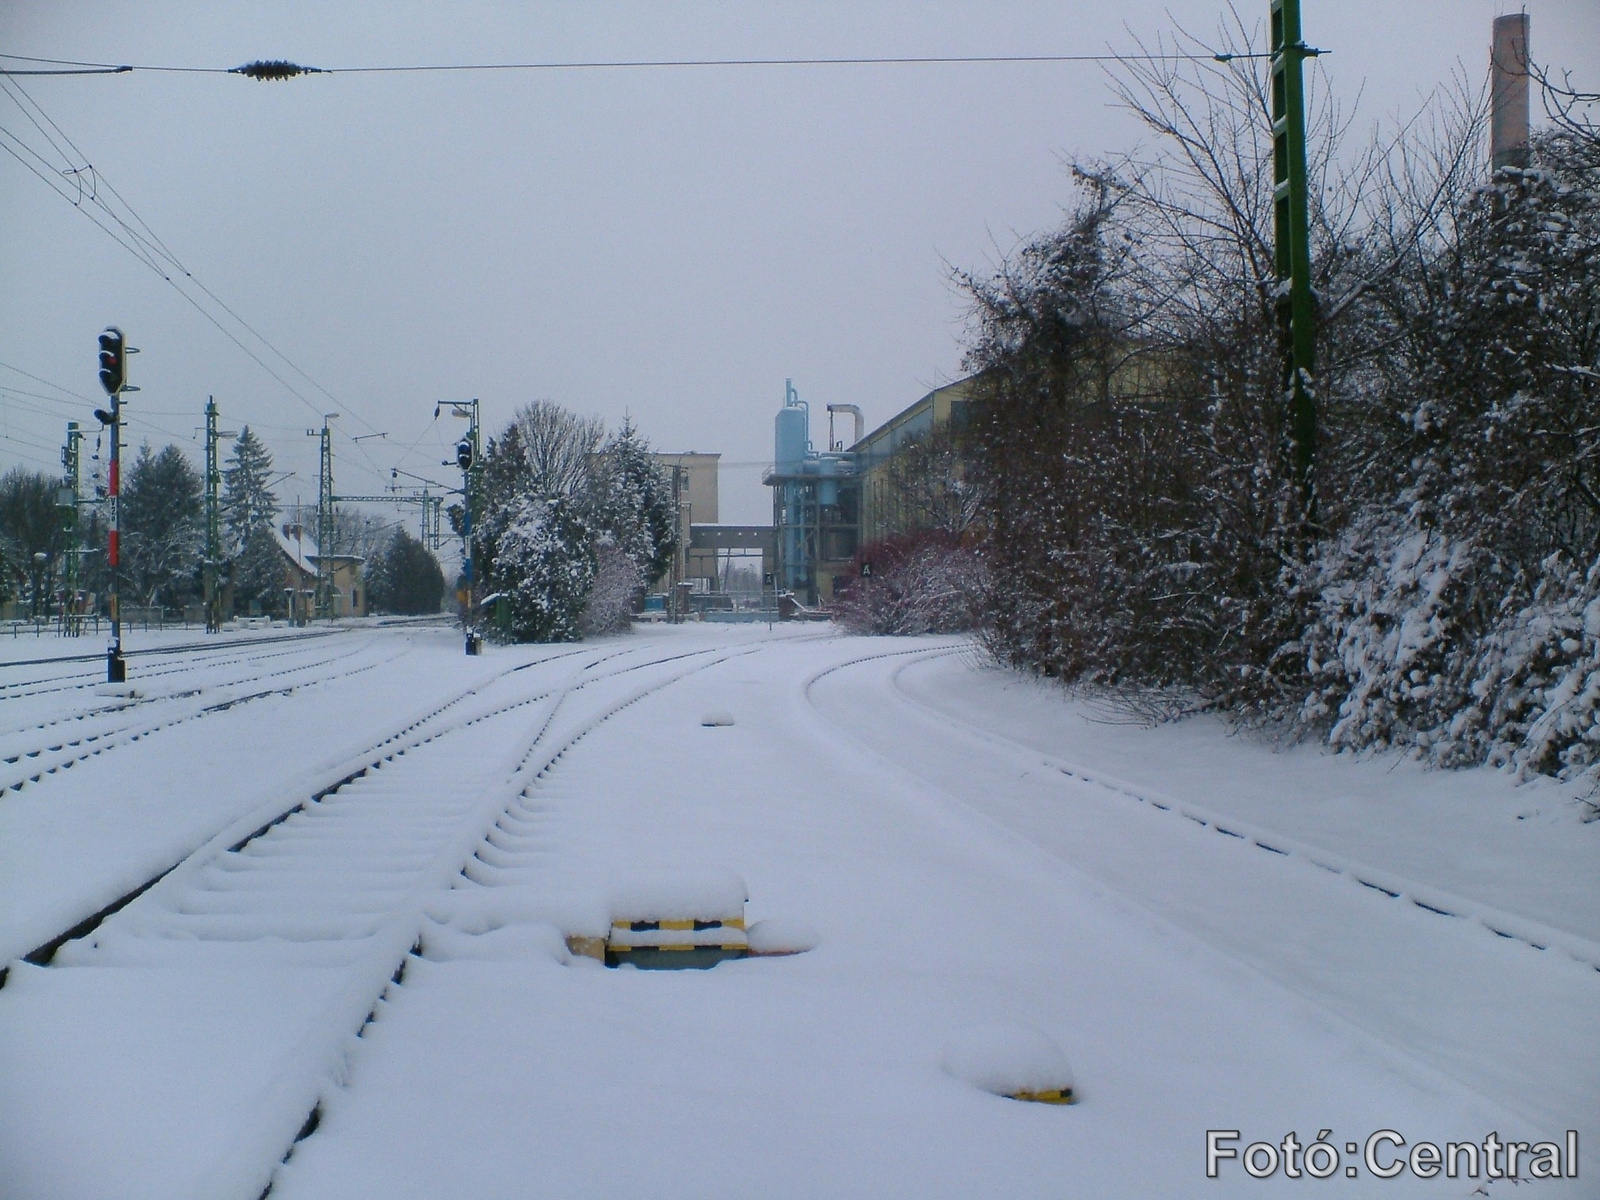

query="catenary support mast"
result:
[1270,0,1317,525]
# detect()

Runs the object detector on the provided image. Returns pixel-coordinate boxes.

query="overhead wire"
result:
[0,50,1279,76]
[0,75,403,496]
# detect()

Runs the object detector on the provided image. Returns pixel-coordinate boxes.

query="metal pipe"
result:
[826,404,864,448]
[1491,14,1530,171]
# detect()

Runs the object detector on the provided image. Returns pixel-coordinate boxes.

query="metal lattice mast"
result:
[1271,0,1317,524]
[59,422,83,636]
[306,417,337,618]
[204,398,223,632]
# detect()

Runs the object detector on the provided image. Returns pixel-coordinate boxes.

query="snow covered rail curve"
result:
[0,642,397,796]
[0,627,348,702]
[3,640,761,1200]
[876,651,1600,975]
[0,646,597,972]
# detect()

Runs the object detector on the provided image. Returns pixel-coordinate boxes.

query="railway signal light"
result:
[456,439,473,471]
[97,328,125,395]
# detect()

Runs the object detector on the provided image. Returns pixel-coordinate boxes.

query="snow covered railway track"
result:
[5,639,759,1200]
[0,633,359,710]
[0,628,345,696]
[0,648,604,976]
[873,649,1600,976]
[8,639,733,972]
[0,641,400,798]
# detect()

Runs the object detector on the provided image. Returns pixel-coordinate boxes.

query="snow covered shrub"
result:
[485,492,595,643]
[473,413,598,644]
[1442,560,1600,779]
[472,403,678,642]
[1300,129,1600,769]
[1299,511,1482,751]
[586,420,678,588]
[833,531,987,635]
[580,538,643,636]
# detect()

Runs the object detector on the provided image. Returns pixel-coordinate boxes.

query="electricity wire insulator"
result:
[230,60,323,81]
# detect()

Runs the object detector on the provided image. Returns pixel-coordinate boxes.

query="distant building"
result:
[855,378,975,547]
[764,377,976,607]
[273,523,367,620]
[650,452,720,591]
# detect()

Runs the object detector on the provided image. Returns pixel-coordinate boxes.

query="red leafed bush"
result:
[833,530,988,635]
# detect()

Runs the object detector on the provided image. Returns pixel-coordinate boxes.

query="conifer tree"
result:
[221,427,283,616]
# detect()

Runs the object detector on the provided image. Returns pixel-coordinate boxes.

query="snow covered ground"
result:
[0,623,1594,1198]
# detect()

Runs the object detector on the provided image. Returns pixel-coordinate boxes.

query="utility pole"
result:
[59,422,83,636]
[203,398,238,633]
[94,327,138,683]
[1270,0,1317,526]
[306,415,338,618]
[437,399,480,654]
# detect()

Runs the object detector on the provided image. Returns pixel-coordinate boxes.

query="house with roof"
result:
[273,521,367,620]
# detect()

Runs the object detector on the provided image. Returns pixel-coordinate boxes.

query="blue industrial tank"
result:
[816,456,839,507]
[775,398,808,474]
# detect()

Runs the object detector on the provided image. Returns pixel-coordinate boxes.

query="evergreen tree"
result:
[587,418,677,585]
[368,528,446,614]
[488,492,595,642]
[474,411,598,642]
[221,427,283,617]
[233,526,288,617]
[121,443,203,611]
[221,427,277,547]
[0,467,64,610]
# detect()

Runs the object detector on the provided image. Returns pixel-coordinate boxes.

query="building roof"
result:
[272,524,363,577]
[854,377,974,464]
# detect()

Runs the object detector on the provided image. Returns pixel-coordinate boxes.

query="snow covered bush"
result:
[580,538,643,636]
[833,531,988,635]
[1299,129,1600,772]
[472,403,676,642]
[952,45,1600,790]
[485,491,595,643]
[1300,512,1482,751]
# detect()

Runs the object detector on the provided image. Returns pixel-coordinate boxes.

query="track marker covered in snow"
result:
[943,1023,1078,1106]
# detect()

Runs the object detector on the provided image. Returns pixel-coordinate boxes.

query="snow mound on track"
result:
[746,918,818,955]
[419,919,571,965]
[605,871,748,921]
[942,1023,1075,1097]
[423,886,610,940]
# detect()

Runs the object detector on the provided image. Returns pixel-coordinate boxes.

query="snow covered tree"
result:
[231,525,286,618]
[221,427,277,546]
[587,417,677,586]
[367,528,446,615]
[221,427,282,617]
[121,443,203,611]
[485,490,595,642]
[0,467,64,612]
[579,537,643,635]
[473,412,598,642]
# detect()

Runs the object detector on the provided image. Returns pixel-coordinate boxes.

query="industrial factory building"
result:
[763,377,973,607]
[648,377,975,610]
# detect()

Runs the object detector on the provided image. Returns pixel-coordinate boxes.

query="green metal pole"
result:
[60,422,82,636]
[204,398,222,632]
[1271,0,1317,524]
[318,421,335,618]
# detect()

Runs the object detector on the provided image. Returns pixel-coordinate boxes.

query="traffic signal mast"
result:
[93,327,138,683]
[204,398,238,633]
[59,422,84,636]
[436,399,481,655]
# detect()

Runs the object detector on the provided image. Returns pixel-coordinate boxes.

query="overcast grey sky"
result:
[2,1,1596,525]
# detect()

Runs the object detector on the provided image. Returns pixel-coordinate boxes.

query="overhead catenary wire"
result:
[0,49,1285,79]
[0,74,416,495]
